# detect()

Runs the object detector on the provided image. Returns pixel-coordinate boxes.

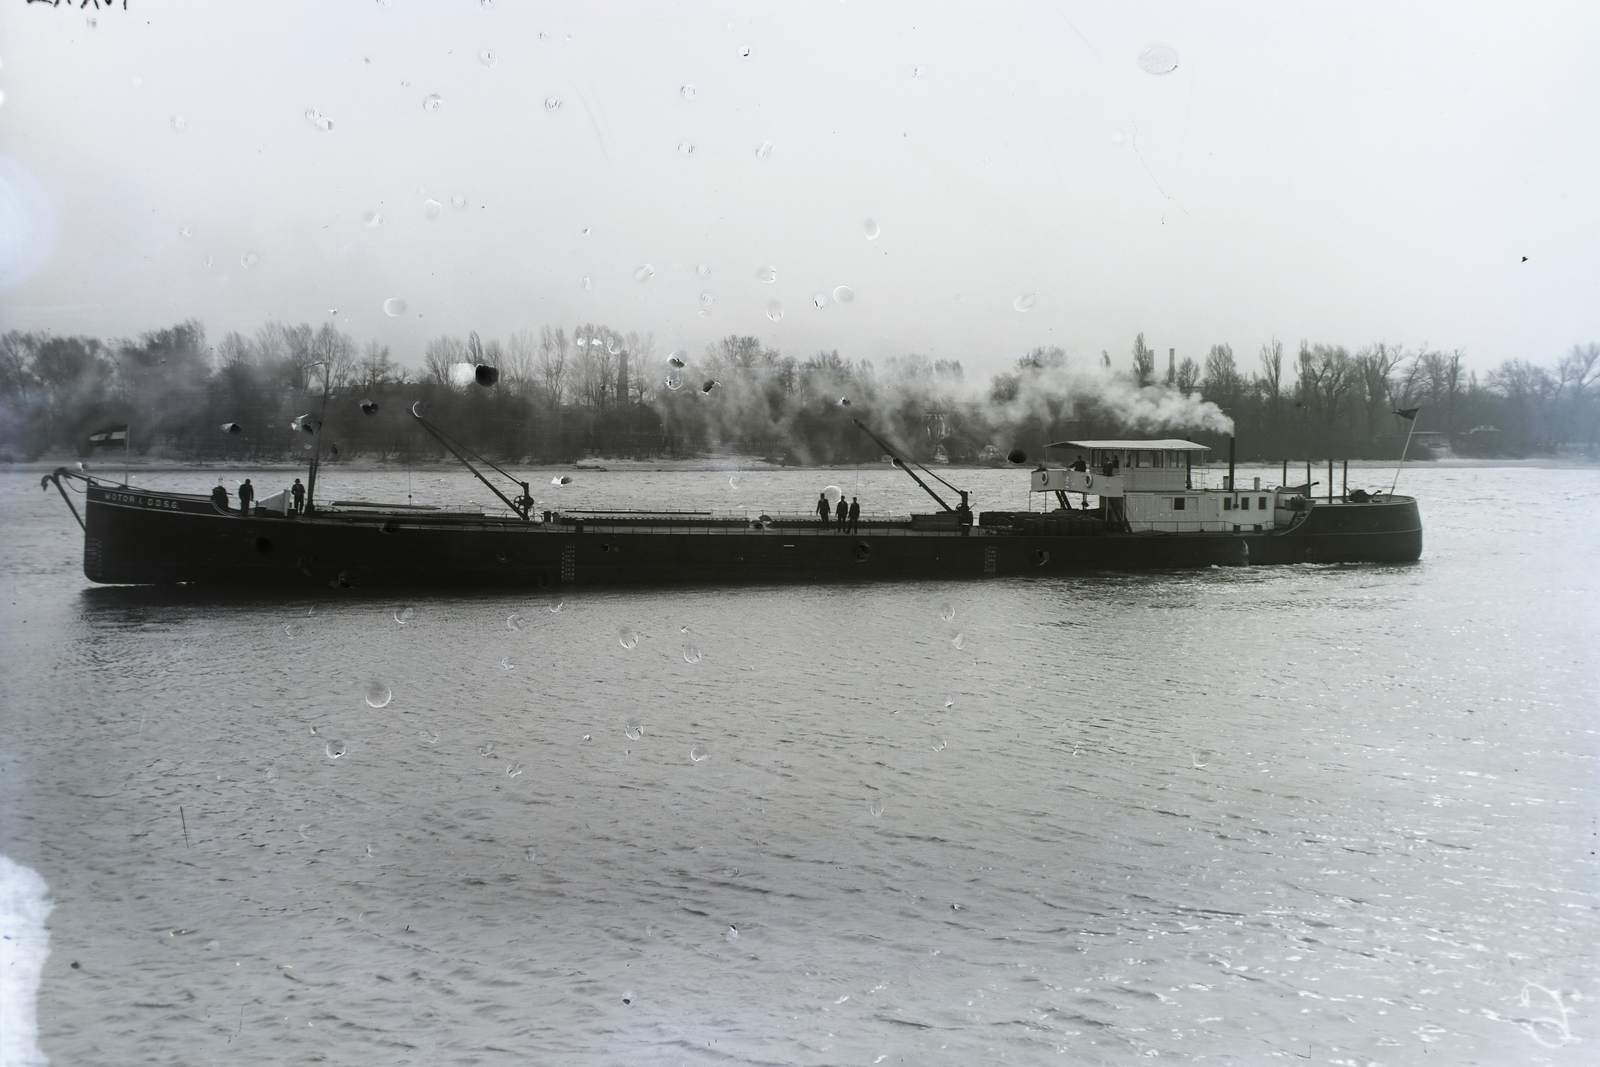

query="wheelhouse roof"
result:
[1045,439,1211,452]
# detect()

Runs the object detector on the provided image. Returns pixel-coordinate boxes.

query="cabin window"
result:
[1240,497,1250,511]
[1140,451,1153,467]
[1173,497,1186,511]
[1259,496,1268,509]
[1223,498,1233,511]
[1152,452,1164,468]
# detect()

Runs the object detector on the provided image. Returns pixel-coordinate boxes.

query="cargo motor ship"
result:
[43,410,1422,588]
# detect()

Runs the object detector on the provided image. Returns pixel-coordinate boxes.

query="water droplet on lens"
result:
[304,108,333,131]
[757,266,777,283]
[870,801,884,816]
[424,199,442,219]
[932,739,946,752]
[500,656,515,671]
[178,223,195,239]
[364,210,383,227]
[832,285,854,304]
[740,45,751,57]
[240,251,259,267]
[171,115,187,131]
[264,766,278,782]
[618,627,640,650]
[326,741,347,760]
[943,696,954,709]
[423,94,443,112]
[549,599,564,613]
[939,603,956,621]
[383,297,407,316]
[699,292,715,308]
[478,742,496,757]
[451,193,467,209]
[1138,44,1179,75]
[681,84,698,100]
[766,302,783,322]
[695,263,711,278]
[756,141,774,159]
[1192,749,1215,769]
[724,925,740,941]
[863,219,880,240]
[950,633,965,650]
[365,682,393,708]
[812,293,828,309]
[912,66,925,77]
[581,276,591,290]
[1014,293,1036,312]
[624,723,643,741]
[682,644,702,664]
[1110,129,1128,145]
[506,762,523,777]
[690,747,707,763]
[678,142,695,155]
[634,264,655,281]
[544,96,563,111]
[393,606,414,626]
[728,471,742,488]
[506,613,522,631]
[621,990,634,1005]
[837,396,850,407]
[479,50,496,67]
[665,375,682,390]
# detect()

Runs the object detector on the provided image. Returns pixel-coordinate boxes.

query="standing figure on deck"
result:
[816,493,831,529]
[211,483,229,511]
[835,497,848,530]
[291,478,305,515]
[238,478,255,515]
[848,497,861,533]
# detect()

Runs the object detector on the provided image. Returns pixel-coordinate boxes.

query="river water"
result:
[1,462,1596,1066]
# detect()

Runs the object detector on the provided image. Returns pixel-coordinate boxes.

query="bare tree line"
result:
[1,318,1596,466]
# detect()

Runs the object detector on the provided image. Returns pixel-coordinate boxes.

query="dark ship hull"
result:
[70,479,1422,588]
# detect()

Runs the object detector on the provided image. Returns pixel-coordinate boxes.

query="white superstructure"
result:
[1029,440,1299,534]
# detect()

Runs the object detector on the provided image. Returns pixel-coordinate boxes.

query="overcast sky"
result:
[1,1,1596,379]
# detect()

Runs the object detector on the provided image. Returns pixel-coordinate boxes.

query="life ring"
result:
[1084,474,1094,488]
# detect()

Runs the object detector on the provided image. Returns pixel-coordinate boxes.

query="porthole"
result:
[254,536,273,554]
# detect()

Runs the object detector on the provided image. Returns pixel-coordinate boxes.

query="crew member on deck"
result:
[212,483,229,511]
[291,478,305,515]
[848,497,860,533]
[1072,455,1087,472]
[816,493,831,528]
[238,478,255,515]
[835,497,848,530]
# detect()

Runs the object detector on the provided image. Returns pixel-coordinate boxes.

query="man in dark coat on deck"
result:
[816,493,831,529]
[835,497,848,530]
[211,483,229,511]
[291,478,305,515]
[238,478,255,515]
[847,497,861,533]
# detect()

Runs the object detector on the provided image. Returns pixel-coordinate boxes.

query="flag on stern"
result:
[87,424,129,447]
[1393,407,1420,421]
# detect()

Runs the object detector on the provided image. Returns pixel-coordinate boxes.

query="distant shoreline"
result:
[7,453,1597,476]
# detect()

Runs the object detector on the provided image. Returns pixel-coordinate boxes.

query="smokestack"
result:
[1227,436,1236,492]
[1167,348,1176,387]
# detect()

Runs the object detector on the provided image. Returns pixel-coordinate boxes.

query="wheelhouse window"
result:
[1173,497,1186,510]
[1259,496,1268,509]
